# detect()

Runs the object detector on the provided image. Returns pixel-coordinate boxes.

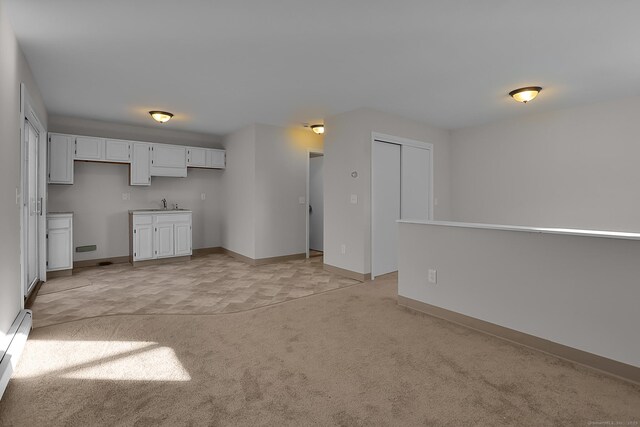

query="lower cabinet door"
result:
[174,223,192,256]
[156,224,175,258]
[134,224,154,260]
[48,228,72,270]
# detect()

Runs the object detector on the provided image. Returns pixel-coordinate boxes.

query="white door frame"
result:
[19,83,47,303]
[305,148,324,258]
[370,132,433,279]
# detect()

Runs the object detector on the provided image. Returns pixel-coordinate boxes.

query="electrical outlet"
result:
[299,196,306,205]
[428,269,437,284]
[350,194,358,204]
[122,192,130,201]
[201,193,206,200]
[341,244,346,254]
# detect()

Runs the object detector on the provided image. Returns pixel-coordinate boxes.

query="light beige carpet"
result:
[1,274,639,426]
[33,254,358,328]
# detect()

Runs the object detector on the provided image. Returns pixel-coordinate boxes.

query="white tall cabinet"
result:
[130,210,192,265]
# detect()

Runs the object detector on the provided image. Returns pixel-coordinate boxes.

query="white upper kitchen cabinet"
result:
[48,133,74,184]
[206,149,226,169]
[130,142,151,186]
[151,144,187,177]
[105,139,131,163]
[75,136,105,161]
[187,147,207,167]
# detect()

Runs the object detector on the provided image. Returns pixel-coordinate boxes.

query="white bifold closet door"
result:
[372,140,431,278]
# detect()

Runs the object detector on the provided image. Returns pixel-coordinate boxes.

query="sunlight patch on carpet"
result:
[14,340,191,382]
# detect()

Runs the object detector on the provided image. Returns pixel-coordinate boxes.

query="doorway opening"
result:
[306,151,324,259]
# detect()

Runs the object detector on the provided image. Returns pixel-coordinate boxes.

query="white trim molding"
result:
[0,310,32,400]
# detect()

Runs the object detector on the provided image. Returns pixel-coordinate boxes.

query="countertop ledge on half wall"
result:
[397,220,640,241]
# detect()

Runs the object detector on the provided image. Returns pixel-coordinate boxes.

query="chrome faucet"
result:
[161,198,167,209]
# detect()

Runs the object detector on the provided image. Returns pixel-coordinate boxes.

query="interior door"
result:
[372,141,401,278]
[309,155,324,251]
[24,119,40,293]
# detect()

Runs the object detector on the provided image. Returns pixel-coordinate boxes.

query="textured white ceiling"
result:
[6,0,640,136]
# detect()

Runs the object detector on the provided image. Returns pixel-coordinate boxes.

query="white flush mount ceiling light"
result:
[509,86,542,103]
[310,124,325,134]
[149,111,174,123]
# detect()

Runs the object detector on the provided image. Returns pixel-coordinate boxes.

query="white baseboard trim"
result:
[0,310,32,400]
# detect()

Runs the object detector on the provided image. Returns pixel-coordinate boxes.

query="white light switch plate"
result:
[299,196,306,205]
[350,194,358,204]
[122,192,130,201]
[201,193,206,200]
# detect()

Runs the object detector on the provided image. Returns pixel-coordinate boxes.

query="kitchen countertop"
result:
[129,209,192,214]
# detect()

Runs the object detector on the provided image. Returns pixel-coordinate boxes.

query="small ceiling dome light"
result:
[310,124,325,134]
[509,86,542,103]
[149,111,174,123]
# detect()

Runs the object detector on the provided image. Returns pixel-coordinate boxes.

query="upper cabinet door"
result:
[152,145,186,168]
[105,139,131,163]
[187,147,207,167]
[48,134,74,184]
[75,136,105,161]
[150,144,187,177]
[130,143,151,186]
[206,149,226,169]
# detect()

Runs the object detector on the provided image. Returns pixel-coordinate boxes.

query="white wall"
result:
[0,0,47,344]
[221,123,322,260]
[254,124,322,259]
[398,222,640,368]
[323,108,451,275]
[450,96,640,232]
[48,116,224,261]
[221,125,256,259]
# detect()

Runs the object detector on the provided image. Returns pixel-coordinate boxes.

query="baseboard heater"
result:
[0,310,32,400]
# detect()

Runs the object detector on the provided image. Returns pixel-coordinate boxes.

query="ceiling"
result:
[6,0,640,136]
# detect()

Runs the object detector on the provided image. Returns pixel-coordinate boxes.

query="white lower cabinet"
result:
[130,211,192,263]
[47,213,73,272]
[155,223,175,258]
[174,223,192,256]
[133,220,154,261]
